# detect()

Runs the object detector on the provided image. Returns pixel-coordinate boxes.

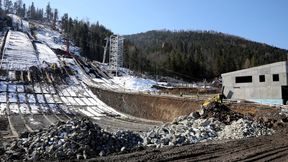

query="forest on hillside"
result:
[1,1,288,81]
[0,0,112,61]
[61,13,112,61]
[125,30,288,80]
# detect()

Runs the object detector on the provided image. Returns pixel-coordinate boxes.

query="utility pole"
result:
[102,37,109,63]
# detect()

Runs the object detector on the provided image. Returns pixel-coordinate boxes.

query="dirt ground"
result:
[91,88,204,122]
[92,126,288,162]
[2,85,288,161]
[90,104,288,162]
[88,88,288,161]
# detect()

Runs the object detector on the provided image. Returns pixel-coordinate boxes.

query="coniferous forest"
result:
[125,30,288,80]
[0,0,112,62]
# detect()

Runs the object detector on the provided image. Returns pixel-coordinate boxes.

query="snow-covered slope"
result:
[1,31,38,70]
[32,21,160,93]
[8,14,30,33]
[33,23,80,55]
[34,42,60,66]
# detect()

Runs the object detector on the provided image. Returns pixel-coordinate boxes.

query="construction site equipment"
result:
[202,86,225,107]
[202,94,224,107]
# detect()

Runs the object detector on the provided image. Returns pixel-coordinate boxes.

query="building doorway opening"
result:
[282,86,288,104]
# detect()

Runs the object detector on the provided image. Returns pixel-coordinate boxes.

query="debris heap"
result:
[141,102,274,148]
[1,103,275,161]
[2,118,142,161]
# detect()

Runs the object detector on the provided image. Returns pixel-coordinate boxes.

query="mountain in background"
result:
[124,30,288,81]
[1,0,287,81]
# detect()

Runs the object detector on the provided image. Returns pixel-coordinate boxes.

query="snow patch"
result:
[35,42,60,66]
[110,76,157,92]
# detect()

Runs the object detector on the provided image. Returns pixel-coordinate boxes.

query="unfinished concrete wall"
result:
[222,61,288,104]
[91,88,203,122]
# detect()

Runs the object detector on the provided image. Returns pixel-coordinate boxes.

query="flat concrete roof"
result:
[221,61,287,76]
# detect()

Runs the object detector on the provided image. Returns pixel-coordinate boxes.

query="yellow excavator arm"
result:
[202,94,223,107]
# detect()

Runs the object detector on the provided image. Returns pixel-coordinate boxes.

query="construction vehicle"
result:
[202,94,223,107]
[202,86,225,107]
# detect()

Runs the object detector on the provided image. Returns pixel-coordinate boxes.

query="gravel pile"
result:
[1,103,275,161]
[2,118,142,161]
[141,102,274,148]
[218,118,273,139]
[142,116,220,148]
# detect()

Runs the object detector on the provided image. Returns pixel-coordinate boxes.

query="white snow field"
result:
[34,23,81,55]
[8,14,30,33]
[0,30,38,70]
[34,42,60,66]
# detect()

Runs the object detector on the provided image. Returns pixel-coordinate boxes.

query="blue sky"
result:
[21,0,288,50]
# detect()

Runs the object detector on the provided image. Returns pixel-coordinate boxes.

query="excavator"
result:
[202,87,225,107]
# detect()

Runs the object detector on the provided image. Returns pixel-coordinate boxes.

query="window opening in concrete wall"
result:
[235,76,252,83]
[259,75,265,82]
[273,74,279,81]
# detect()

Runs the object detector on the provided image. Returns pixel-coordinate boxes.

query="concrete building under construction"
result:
[221,61,288,105]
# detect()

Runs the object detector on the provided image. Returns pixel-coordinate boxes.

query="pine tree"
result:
[28,2,35,18]
[21,3,25,17]
[61,13,69,32]
[0,0,3,15]
[45,2,51,20]
[13,1,17,13]
[52,8,58,29]
[3,0,7,13]
[16,0,22,16]
[35,8,43,20]
[80,22,90,56]
[4,0,12,14]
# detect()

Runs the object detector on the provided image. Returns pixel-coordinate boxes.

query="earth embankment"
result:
[91,88,203,122]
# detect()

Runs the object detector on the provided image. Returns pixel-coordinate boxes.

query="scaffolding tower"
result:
[108,35,124,76]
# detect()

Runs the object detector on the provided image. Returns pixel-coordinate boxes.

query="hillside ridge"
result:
[124,30,288,80]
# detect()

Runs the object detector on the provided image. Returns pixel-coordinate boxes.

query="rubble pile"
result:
[141,102,274,148]
[1,103,275,161]
[218,118,273,139]
[199,102,245,124]
[142,117,220,148]
[2,118,142,161]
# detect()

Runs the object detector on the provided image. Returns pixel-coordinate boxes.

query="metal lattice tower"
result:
[117,36,124,67]
[108,35,124,75]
